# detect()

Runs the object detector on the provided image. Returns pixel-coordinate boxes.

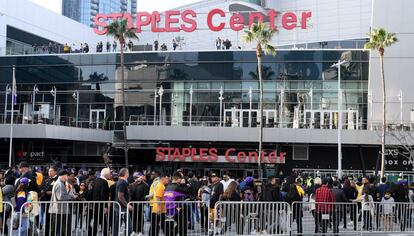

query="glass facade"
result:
[62,0,127,27]
[0,50,369,130]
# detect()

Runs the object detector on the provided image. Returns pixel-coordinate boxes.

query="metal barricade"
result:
[0,202,14,236]
[361,202,414,234]
[292,201,359,235]
[126,201,209,236]
[213,201,290,235]
[17,201,121,236]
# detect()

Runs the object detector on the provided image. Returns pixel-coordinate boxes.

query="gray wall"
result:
[369,0,414,125]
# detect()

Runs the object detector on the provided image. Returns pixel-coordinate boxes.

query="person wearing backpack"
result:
[286,178,304,236]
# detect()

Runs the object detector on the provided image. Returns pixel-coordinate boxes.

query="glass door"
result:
[90,109,106,129]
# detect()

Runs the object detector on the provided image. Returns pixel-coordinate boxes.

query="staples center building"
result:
[1,0,414,178]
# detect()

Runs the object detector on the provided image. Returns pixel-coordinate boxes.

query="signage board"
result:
[94,9,312,35]
[155,147,286,164]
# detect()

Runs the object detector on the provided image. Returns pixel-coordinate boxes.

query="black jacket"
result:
[91,177,109,201]
[130,181,149,201]
[262,183,281,202]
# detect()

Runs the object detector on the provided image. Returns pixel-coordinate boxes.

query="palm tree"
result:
[249,65,275,81]
[105,18,138,168]
[364,28,397,178]
[87,72,109,91]
[242,22,277,179]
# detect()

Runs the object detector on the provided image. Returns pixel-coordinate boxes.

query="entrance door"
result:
[90,109,106,129]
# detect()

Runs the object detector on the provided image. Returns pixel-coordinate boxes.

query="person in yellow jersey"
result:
[150,174,169,236]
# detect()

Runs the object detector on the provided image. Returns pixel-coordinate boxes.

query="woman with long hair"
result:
[220,181,241,234]
[342,178,357,230]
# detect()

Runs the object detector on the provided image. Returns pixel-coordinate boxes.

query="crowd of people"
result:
[0,162,414,235]
[31,40,135,54]
[29,37,237,55]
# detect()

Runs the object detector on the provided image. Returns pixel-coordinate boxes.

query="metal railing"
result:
[18,201,122,236]
[126,201,209,236]
[213,201,291,235]
[362,202,414,234]
[4,200,414,235]
[0,202,14,236]
[291,201,359,235]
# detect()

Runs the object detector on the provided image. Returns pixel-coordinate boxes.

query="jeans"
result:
[113,208,131,236]
[13,212,28,236]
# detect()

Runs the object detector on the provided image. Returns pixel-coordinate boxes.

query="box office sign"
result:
[155,147,286,164]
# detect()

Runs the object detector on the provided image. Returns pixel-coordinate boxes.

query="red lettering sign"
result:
[93,9,312,35]
[155,147,286,164]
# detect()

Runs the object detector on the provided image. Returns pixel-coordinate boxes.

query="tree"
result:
[87,72,109,91]
[242,22,277,179]
[105,18,138,168]
[249,65,275,81]
[364,28,397,178]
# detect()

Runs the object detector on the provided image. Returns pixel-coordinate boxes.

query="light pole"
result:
[309,88,313,128]
[219,87,224,127]
[368,89,373,130]
[279,88,285,128]
[249,87,252,127]
[72,90,79,127]
[9,66,16,167]
[189,85,193,126]
[153,89,158,125]
[32,84,39,124]
[4,84,11,123]
[331,59,348,178]
[157,86,164,126]
[398,90,403,126]
[50,86,57,125]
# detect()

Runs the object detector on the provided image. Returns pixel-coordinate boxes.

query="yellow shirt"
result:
[36,172,43,186]
[151,182,166,214]
[355,184,364,202]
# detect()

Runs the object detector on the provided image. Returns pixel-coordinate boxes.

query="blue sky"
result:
[30,0,202,13]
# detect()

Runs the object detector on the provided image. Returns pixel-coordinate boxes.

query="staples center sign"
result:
[155,147,286,164]
[93,9,312,35]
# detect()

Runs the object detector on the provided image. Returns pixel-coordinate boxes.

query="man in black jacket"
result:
[88,168,111,236]
[332,180,348,235]
[262,176,281,202]
[261,176,281,233]
[40,166,58,234]
[130,172,149,235]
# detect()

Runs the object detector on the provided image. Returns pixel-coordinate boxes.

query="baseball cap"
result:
[210,173,218,178]
[133,172,144,178]
[20,177,29,185]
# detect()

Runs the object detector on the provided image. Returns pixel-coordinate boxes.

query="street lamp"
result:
[249,87,252,127]
[32,84,39,124]
[50,86,57,125]
[279,88,285,128]
[308,88,313,128]
[4,84,11,123]
[153,89,158,125]
[368,89,373,130]
[157,86,164,125]
[219,87,224,127]
[189,85,193,126]
[398,90,403,126]
[72,90,79,127]
[331,59,348,178]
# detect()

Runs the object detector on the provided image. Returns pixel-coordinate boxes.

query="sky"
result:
[29,0,203,14]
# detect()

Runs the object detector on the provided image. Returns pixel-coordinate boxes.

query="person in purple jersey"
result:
[163,172,191,236]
